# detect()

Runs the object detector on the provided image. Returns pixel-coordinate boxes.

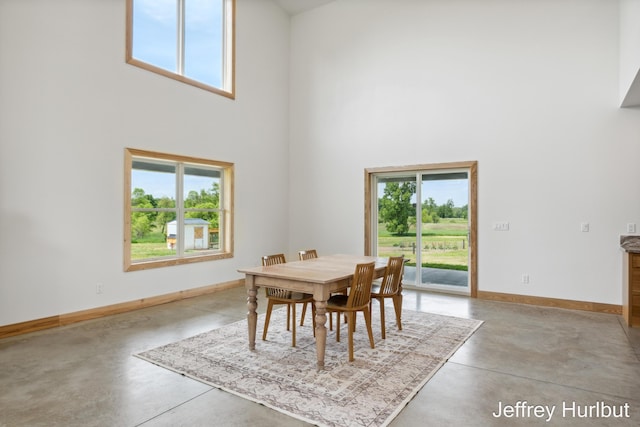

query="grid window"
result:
[124,148,234,271]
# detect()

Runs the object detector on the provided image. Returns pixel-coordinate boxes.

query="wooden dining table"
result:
[238,254,388,370]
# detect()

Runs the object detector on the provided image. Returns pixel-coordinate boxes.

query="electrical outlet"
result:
[96,283,104,294]
[628,223,636,234]
[522,274,530,284]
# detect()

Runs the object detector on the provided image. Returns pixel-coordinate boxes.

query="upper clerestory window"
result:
[126,0,235,98]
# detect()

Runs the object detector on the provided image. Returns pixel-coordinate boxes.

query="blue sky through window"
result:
[185,0,223,87]
[422,179,468,207]
[132,0,177,73]
[132,0,224,88]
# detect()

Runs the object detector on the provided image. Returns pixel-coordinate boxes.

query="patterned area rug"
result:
[135,308,483,427]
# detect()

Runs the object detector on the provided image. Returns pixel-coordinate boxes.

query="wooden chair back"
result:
[262,254,289,298]
[346,262,375,309]
[298,249,318,260]
[378,256,404,295]
[262,253,286,266]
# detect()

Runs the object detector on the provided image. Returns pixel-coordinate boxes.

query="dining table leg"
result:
[246,277,258,351]
[314,299,327,370]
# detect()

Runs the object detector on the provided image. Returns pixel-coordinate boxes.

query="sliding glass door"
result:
[369,166,472,295]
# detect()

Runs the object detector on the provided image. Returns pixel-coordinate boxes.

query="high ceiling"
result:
[274,0,335,15]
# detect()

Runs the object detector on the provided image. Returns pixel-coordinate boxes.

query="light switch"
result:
[581,222,589,232]
[493,222,510,231]
[628,223,636,234]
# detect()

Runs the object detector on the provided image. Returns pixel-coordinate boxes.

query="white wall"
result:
[289,0,640,305]
[0,0,291,325]
[620,0,640,105]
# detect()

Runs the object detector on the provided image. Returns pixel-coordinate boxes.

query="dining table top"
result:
[237,254,388,284]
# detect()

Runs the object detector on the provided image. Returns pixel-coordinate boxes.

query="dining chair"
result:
[326,261,376,362]
[298,248,345,330]
[262,254,315,347]
[298,249,318,260]
[370,255,405,339]
[297,249,318,324]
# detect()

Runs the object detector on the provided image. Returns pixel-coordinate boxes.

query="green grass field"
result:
[130,242,175,259]
[377,218,469,270]
[130,231,219,259]
[130,232,173,259]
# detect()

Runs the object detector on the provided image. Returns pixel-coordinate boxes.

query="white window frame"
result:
[124,148,234,272]
[125,0,235,99]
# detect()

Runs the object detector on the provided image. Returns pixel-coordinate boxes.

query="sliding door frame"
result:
[364,161,478,298]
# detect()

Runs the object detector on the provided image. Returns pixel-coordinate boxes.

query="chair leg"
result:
[291,303,297,347]
[363,308,375,349]
[300,302,308,326]
[348,312,355,362]
[262,300,275,341]
[392,294,403,331]
[379,297,386,339]
[341,290,348,327]
[286,304,291,331]
[335,311,341,342]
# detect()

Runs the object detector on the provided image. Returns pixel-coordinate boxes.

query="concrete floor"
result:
[1,286,639,427]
